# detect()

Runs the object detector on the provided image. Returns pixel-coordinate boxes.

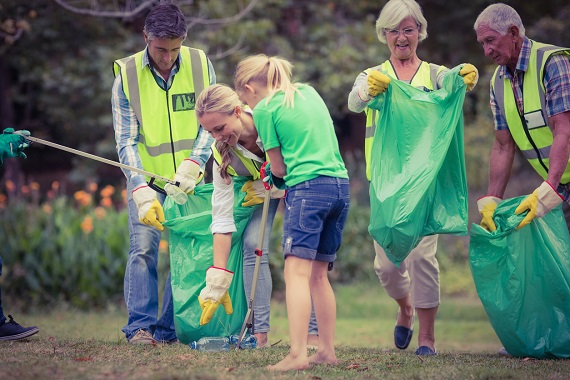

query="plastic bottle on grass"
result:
[229,334,258,349]
[189,336,230,352]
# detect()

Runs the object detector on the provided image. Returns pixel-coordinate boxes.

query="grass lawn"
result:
[1,282,569,379]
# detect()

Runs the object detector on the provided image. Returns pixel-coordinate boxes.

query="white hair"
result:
[375,0,428,44]
[474,3,525,37]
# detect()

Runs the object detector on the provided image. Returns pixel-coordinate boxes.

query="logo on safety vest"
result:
[172,93,195,111]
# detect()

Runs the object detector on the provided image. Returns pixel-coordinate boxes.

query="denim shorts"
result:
[282,176,350,263]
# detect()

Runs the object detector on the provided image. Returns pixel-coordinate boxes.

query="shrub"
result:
[0,181,134,309]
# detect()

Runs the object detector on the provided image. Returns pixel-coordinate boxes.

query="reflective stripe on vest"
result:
[363,61,444,180]
[113,47,209,189]
[492,40,570,184]
[212,143,262,179]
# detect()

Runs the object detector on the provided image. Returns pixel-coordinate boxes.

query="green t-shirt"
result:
[253,84,348,187]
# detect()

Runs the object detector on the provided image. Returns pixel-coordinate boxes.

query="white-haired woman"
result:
[348,0,478,356]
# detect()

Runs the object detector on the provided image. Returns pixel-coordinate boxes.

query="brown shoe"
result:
[128,329,156,345]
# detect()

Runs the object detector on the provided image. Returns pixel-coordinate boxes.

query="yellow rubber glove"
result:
[477,196,502,232]
[198,267,234,325]
[367,70,391,96]
[459,63,479,92]
[357,70,391,101]
[240,179,286,207]
[132,185,165,231]
[515,181,563,230]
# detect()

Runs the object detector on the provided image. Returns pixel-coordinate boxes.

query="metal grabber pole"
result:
[17,134,188,205]
[236,188,272,349]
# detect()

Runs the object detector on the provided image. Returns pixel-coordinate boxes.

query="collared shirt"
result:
[111,47,216,188]
[491,37,570,200]
[211,135,266,234]
[491,37,570,131]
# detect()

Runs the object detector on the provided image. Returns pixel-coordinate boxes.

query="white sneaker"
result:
[497,347,511,356]
[128,329,156,345]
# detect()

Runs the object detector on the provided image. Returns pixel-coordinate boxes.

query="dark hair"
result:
[144,2,188,41]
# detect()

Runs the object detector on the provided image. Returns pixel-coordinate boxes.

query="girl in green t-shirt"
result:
[234,54,350,371]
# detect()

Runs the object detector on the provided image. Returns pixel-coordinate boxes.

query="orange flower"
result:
[94,207,106,220]
[21,185,30,195]
[30,182,40,191]
[51,181,60,190]
[74,190,92,207]
[42,203,52,214]
[0,193,6,209]
[5,180,15,192]
[159,240,169,253]
[122,189,127,204]
[87,182,98,193]
[100,185,115,198]
[81,215,93,234]
[100,196,113,208]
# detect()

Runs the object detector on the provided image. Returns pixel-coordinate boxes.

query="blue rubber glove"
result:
[0,128,31,165]
[259,162,286,190]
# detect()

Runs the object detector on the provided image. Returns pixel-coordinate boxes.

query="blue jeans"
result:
[283,176,350,262]
[242,199,278,334]
[242,199,318,335]
[122,182,176,342]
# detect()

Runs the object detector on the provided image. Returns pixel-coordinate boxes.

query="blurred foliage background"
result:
[1,0,569,308]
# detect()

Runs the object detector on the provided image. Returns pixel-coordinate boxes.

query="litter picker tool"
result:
[17,134,188,205]
[235,188,271,349]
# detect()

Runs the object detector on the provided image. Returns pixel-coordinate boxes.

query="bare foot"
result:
[309,351,338,365]
[254,332,268,349]
[266,354,309,372]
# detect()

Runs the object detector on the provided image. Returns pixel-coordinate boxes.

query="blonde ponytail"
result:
[234,54,302,108]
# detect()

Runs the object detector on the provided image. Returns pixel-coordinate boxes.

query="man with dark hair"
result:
[112,1,215,344]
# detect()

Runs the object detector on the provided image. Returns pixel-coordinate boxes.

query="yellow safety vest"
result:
[363,61,446,180]
[491,40,570,184]
[212,143,263,179]
[113,46,209,190]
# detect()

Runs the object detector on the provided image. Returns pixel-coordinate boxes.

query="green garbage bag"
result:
[163,178,257,345]
[469,196,570,358]
[368,65,468,267]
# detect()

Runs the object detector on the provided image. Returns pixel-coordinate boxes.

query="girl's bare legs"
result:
[308,260,337,365]
[267,256,312,371]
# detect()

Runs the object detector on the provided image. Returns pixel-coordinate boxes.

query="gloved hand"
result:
[260,162,287,190]
[0,128,31,164]
[132,185,165,231]
[198,267,234,325]
[515,181,563,230]
[241,179,286,207]
[459,63,479,92]
[358,70,391,101]
[477,196,502,232]
[173,159,202,194]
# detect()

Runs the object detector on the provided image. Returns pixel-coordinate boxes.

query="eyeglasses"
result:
[384,27,418,37]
